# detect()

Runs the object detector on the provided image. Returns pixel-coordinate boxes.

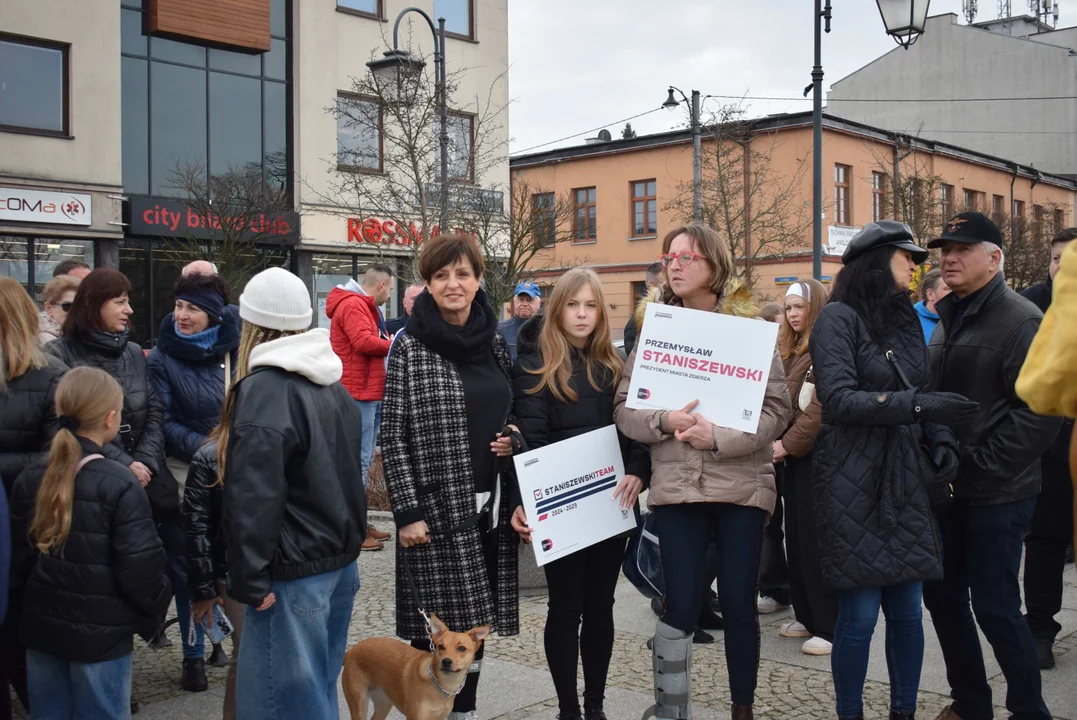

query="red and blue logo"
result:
[636,388,650,400]
[541,539,554,552]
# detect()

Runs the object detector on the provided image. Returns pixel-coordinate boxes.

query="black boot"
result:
[130,698,140,715]
[889,712,915,720]
[208,643,229,667]
[837,714,863,720]
[1035,637,1056,669]
[181,658,209,692]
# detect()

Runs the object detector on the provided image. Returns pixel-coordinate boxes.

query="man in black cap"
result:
[923,212,1061,720]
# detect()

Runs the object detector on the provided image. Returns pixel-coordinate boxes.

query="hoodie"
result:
[914,301,939,344]
[250,328,343,386]
[325,280,391,401]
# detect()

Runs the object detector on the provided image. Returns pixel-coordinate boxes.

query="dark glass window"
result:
[447,113,473,181]
[150,63,207,196]
[435,0,473,38]
[264,82,288,188]
[0,237,30,286]
[271,0,288,36]
[0,36,67,135]
[121,9,147,57]
[265,38,287,81]
[337,95,382,172]
[121,57,150,195]
[151,36,206,66]
[337,0,380,16]
[210,73,262,177]
[208,48,260,76]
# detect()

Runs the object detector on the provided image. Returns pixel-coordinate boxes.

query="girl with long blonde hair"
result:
[11,366,170,718]
[509,267,651,720]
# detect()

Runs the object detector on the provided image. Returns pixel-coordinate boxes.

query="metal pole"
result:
[437,18,449,233]
[691,89,702,223]
[811,0,828,281]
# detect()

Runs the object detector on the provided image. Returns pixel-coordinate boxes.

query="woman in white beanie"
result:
[217,267,367,719]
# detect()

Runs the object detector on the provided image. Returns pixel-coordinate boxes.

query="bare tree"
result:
[665,104,813,291]
[995,201,1068,292]
[863,137,948,244]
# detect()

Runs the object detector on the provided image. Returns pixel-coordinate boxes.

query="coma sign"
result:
[129,198,299,244]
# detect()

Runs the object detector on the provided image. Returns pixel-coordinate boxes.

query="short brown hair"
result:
[417,234,484,283]
[661,224,735,298]
[44,275,81,305]
[63,268,132,337]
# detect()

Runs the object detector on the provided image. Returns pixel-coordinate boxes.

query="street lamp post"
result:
[663,87,702,223]
[367,7,450,232]
[809,0,930,281]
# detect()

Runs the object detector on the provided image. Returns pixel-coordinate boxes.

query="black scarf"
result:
[406,288,499,364]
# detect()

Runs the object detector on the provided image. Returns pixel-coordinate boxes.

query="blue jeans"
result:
[832,582,924,717]
[654,502,765,706]
[923,498,1050,720]
[26,649,132,719]
[159,521,205,659]
[235,562,359,720]
[356,400,381,490]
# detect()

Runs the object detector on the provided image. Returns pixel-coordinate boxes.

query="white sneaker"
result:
[449,713,478,720]
[757,594,789,614]
[802,636,833,655]
[780,621,811,638]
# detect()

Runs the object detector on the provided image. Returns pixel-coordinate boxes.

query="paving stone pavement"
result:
[10,513,1076,719]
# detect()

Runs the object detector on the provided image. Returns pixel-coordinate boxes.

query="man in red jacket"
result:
[326,263,395,551]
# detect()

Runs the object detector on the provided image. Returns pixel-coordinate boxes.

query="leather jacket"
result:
[184,442,226,602]
[928,273,1063,505]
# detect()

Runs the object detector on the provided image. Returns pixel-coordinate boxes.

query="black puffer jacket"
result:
[809,301,956,590]
[45,331,179,522]
[185,441,225,602]
[223,330,367,606]
[0,356,67,491]
[928,273,1063,505]
[511,316,651,483]
[10,438,171,663]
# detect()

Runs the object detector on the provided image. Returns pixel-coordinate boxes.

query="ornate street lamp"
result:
[876,0,932,48]
[662,87,702,223]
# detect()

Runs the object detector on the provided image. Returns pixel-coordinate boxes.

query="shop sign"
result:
[0,187,92,226]
[346,217,474,246]
[826,225,860,256]
[130,198,299,244]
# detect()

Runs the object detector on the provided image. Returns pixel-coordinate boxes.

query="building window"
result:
[1033,204,1045,236]
[940,184,954,223]
[871,172,888,222]
[963,189,984,211]
[1013,199,1025,219]
[0,35,68,136]
[1055,208,1066,232]
[573,187,597,242]
[631,180,657,238]
[447,112,474,182]
[992,194,1005,224]
[337,0,382,19]
[834,164,851,225]
[336,94,382,172]
[532,193,556,247]
[435,0,474,39]
[0,237,94,302]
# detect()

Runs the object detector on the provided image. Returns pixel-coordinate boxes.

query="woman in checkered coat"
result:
[381,234,523,720]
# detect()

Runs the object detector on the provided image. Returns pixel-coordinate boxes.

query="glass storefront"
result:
[0,236,95,300]
[311,253,406,329]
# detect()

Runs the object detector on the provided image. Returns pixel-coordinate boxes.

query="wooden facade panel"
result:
[150,0,270,53]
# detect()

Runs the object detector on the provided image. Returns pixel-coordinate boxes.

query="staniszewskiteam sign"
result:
[0,187,92,226]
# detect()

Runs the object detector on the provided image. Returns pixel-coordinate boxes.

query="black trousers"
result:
[542,534,626,714]
[759,465,791,605]
[1024,453,1074,641]
[0,613,28,720]
[781,453,838,641]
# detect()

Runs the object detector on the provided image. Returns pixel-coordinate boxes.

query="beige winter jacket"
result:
[613,283,792,514]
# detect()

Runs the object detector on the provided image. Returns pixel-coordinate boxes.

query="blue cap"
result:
[514,281,541,298]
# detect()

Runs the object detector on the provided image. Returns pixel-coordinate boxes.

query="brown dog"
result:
[342,614,491,720]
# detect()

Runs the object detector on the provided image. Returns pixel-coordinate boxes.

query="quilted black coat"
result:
[45,330,179,522]
[148,312,239,463]
[809,301,956,590]
[10,438,171,663]
[0,356,67,491]
[184,441,226,602]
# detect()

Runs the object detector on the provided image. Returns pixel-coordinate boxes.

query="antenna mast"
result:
[964,0,979,22]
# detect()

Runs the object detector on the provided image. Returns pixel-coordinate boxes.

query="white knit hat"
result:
[240,267,313,331]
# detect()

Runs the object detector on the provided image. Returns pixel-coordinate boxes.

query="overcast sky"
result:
[506,0,978,155]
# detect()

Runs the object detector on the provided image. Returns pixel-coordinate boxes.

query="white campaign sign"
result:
[626,303,778,433]
[0,187,92,225]
[514,425,635,567]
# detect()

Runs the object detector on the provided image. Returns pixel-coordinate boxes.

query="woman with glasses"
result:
[615,224,791,720]
[38,275,80,346]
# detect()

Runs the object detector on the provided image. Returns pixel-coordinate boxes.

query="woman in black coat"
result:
[809,221,976,720]
[510,268,649,720]
[0,278,68,719]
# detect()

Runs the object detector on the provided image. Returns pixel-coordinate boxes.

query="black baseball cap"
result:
[842,220,928,265]
[928,211,1005,251]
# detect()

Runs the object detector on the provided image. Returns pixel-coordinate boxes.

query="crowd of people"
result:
[0,212,1072,720]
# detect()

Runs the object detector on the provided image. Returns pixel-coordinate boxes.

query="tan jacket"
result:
[780,351,822,457]
[614,283,792,514]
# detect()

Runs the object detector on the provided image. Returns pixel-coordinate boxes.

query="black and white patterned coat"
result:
[381,331,520,640]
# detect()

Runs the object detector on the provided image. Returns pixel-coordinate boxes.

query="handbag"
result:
[622,511,665,600]
[884,350,953,509]
[798,367,815,413]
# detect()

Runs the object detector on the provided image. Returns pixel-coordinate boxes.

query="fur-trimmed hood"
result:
[632,278,759,334]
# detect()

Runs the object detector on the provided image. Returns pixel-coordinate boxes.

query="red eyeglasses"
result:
[660,252,708,268]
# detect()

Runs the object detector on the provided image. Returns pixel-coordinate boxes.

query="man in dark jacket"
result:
[1020,227,1076,669]
[623,262,664,356]
[924,212,1061,720]
[498,281,541,361]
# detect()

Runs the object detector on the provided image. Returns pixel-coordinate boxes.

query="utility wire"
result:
[709,93,1077,102]
[512,106,665,155]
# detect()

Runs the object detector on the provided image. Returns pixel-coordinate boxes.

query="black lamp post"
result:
[809,0,930,280]
[663,87,702,223]
[368,6,449,232]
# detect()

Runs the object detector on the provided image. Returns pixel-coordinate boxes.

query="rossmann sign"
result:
[0,187,92,226]
[346,217,474,246]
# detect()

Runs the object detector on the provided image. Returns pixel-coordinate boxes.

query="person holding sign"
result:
[614,224,792,720]
[808,221,971,720]
[509,268,651,720]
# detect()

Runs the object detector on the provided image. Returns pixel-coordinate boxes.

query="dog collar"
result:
[428,664,464,697]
